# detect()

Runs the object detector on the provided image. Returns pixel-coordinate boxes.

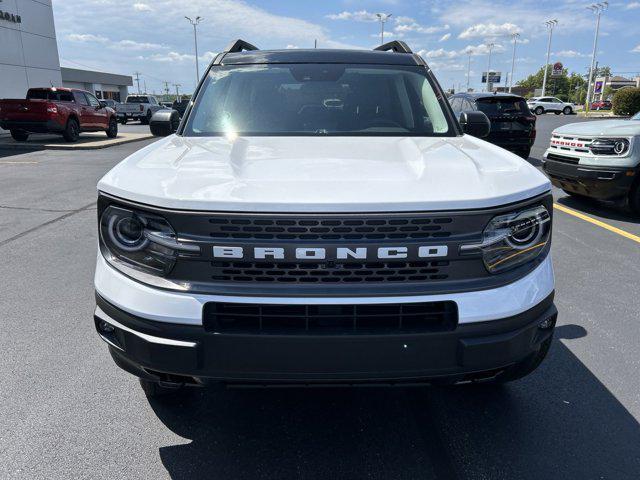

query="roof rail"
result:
[373,40,413,54]
[224,39,259,53]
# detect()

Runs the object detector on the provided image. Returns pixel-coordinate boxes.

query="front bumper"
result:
[543,157,637,200]
[94,293,556,384]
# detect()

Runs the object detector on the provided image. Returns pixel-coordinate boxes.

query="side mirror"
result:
[97,101,106,109]
[149,109,180,137]
[458,111,491,138]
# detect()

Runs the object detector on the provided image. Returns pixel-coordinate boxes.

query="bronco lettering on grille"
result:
[212,245,449,260]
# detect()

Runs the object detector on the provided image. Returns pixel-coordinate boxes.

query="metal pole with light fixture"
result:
[585,2,608,112]
[485,43,494,92]
[185,16,202,86]
[466,53,471,92]
[509,33,520,93]
[375,13,392,45]
[541,19,557,97]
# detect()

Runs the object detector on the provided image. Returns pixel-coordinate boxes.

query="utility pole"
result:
[485,43,494,92]
[314,39,317,49]
[134,71,141,94]
[173,83,181,100]
[466,53,472,92]
[509,33,520,93]
[375,13,392,45]
[143,80,147,94]
[585,2,608,112]
[185,16,202,86]
[163,81,170,99]
[541,19,558,97]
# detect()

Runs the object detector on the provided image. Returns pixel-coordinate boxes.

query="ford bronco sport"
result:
[93,40,557,398]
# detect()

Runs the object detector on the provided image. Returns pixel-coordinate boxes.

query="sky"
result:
[52,0,640,95]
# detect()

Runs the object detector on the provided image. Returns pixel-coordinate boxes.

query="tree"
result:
[517,65,572,100]
[612,88,640,116]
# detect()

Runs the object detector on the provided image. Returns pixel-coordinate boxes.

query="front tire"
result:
[62,118,80,142]
[629,183,640,215]
[10,129,29,142]
[563,106,572,115]
[534,106,544,115]
[140,110,152,125]
[106,118,118,138]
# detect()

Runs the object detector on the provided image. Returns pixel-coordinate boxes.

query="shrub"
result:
[612,88,640,116]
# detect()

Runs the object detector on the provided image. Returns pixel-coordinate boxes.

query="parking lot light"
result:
[541,20,558,97]
[509,33,520,93]
[185,16,203,87]
[585,3,608,113]
[375,13,392,45]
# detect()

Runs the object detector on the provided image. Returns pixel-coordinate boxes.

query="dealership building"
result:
[0,0,132,101]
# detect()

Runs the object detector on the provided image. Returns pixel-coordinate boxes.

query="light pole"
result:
[509,33,520,93]
[541,19,557,97]
[185,16,202,86]
[375,13,392,45]
[585,2,608,112]
[485,43,494,92]
[466,53,472,92]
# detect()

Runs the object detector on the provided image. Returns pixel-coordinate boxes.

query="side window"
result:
[150,97,157,105]
[85,93,100,107]
[449,97,460,112]
[541,98,552,103]
[59,92,73,102]
[463,99,474,110]
[552,98,562,103]
[73,92,89,105]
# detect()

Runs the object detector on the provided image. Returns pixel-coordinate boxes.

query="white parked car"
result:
[543,112,640,211]
[527,97,574,115]
[93,40,557,398]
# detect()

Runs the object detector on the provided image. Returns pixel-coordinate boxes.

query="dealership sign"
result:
[482,71,501,83]
[551,62,563,77]
[594,81,603,94]
[0,8,22,24]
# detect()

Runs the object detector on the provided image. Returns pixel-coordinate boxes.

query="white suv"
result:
[93,40,557,398]
[528,97,574,115]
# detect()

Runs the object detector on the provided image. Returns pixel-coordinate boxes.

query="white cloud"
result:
[459,22,521,39]
[132,2,152,11]
[553,50,589,58]
[116,39,163,51]
[461,43,506,56]
[326,10,378,22]
[626,2,640,9]
[632,45,640,53]
[417,43,505,61]
[421,48,459,59]
[439,33,451,42]
[395,20,449,35]
[66,33,108,43]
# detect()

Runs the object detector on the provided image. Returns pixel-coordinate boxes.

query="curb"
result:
[0,134,154,151]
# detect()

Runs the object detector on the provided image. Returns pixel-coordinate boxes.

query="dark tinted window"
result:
[73,92,89,106]
[26,89,74,102]
[185,64,452,136]
[476,97,529,115]
[126,96,149,103]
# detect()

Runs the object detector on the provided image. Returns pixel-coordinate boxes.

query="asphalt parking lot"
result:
[1,116,639,479]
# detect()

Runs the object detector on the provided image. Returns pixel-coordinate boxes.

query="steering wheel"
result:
[361,119,405,129]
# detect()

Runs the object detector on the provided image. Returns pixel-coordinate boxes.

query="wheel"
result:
[10,129,29,142]
[493,335,553,384]
[518,148,531,159]
[563,106,572,115]
[119,117,128,125]
[140,110,152,125]
[534,106,544,115]
[62,118,80,142]
[139,378,186,398]
[629,183,640,215]
[106,118,118,138]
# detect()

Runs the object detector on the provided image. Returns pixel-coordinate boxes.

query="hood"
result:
[98,135,550,212]
[554,119,640,137]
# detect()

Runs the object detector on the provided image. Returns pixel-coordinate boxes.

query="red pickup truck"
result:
[0,87,118,142]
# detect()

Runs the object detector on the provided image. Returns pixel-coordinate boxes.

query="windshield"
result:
[27,89,73,101]
[184,64,452,136]
[476,97,530,115]
[632,112,640,120]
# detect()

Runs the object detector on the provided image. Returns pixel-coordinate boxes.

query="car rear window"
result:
[126,96,149,103]
[476,97,529,115]
[26,89,74,102]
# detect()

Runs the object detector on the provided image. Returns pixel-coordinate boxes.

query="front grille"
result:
[211,260,450,283]
[207,216,454,241]
[203,301,458,334]
[547,153,579,164]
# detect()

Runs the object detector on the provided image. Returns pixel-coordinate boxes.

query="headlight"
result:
[462,205,551,274]
[589,138,630,156]
[99,205,198,277]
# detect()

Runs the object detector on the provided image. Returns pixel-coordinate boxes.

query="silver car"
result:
[527,97,574,115]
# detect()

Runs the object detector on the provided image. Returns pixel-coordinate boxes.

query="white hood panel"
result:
[98,135,550,212]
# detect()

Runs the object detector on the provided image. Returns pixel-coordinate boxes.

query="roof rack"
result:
[224,39,259,53]
[373,40,413,54]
